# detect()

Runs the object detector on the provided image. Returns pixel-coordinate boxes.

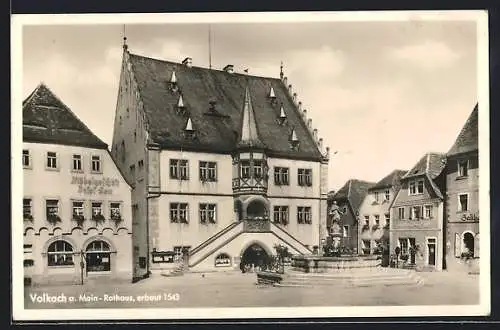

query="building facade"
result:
[358,170,407,255]
[444,104,479,272]
[111,44,330,276]
[23,84,133,285]
[327,179,374,253]
[390,153,446,271]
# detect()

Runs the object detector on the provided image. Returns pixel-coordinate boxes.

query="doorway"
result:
[240,243,269,271]
[86,240,111,272]
[427,238,436,266]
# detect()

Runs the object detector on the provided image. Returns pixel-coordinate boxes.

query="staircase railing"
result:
[270,222,313,254]
[189,221,239,257]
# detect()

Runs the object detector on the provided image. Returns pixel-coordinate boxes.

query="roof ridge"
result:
[128,51,282,81]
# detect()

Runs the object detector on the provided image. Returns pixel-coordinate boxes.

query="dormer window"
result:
[277,105,287,125]
[269,86,276,98]
[374,192,379,203]
[289,128,299,150]
[458,159,469,177]
[184,117,195,139]
[409,179,424,195]
[177,94,186,115]
[169,70,178,91]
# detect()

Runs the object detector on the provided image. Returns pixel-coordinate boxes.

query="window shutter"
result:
[454,233,461,257]
[474,233,480,258]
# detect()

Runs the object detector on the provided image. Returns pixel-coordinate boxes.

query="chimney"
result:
[302,109,307,121]
[223,64,234,73]
[318,138,323,150]
[307,118,312,129]
[283,76,288,86]
[293,93,298,104]
[298,101,302,111]
[182,57,192,67]
[325,146,330,159]
[313,128,318,141]
[288,84,293,94]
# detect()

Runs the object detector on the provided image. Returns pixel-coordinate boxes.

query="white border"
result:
[11,10,490,321]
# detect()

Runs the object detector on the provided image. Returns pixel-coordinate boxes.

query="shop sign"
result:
[461,213,479,222]
[71,176,120,195]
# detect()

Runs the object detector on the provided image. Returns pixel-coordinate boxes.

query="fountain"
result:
[291,201,380,273]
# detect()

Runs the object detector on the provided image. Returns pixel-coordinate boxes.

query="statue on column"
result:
[324,201,345,257]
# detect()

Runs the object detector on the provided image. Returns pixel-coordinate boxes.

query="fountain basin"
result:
[291,255,381,273]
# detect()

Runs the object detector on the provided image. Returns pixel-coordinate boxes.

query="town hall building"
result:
[111,41,330,277]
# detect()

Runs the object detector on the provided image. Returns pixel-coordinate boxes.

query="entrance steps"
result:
[274,268,424,288]
[161,263,188,277]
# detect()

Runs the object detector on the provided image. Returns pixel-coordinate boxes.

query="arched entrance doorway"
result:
[86,240,111,272]
[240,243,270,272]
[463,232,474,255]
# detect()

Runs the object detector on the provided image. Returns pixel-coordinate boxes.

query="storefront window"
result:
[47,240,74,266]
[86,240,111,272]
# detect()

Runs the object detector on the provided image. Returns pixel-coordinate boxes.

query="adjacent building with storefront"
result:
[390,153,447,271]
[358,170,407,255]
[23,83,133,285]
[327,179,374,253]
[110,43,330,275]
[444,104,479,272]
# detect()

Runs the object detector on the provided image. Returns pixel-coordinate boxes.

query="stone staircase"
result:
[160,263,188,277]
[273,268,424,288]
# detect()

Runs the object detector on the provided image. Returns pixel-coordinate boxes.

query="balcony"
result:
[242,217,271,232]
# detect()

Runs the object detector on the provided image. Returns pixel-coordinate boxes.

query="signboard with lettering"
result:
[215,254,232,267]
[71,176,120,195]
[461,213,479,222]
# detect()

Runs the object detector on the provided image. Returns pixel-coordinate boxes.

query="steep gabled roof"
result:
[330,179,375,211]
[23,83,108,149]
[448,103,479,156]
[127,52,322,160]
[403,152,446,180]
[401,152,446,199]
[369,169,408,191]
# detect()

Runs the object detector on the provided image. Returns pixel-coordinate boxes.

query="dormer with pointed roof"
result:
[23,83,108,149]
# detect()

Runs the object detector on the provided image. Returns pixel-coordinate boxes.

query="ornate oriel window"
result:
[232,151,268,194]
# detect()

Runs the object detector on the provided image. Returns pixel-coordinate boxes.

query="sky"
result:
[21,16,479,191]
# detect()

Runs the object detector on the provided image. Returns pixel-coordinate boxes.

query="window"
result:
[253,160,263,178]
[398,207,405,220]
[133,130,137,143]
[374,192,379,202]
[409,206,423,220]
[240,160,250,179]
[298,168,312,186]
[385,189,390,201]
[138,159,144,169]
[343,225,349,238]
[417,180,424,194]
[362,240,371,255]
[173,246,191,258]
[200,161,217,182]
[364,215,370,226]
[273,206,289,225]
[459,194,468,212]
[274,167,290,185]
[170,159,189,180]
[47,240,74,266]
[129,164,136,181]
[23,198,32,219]
[170,203,189,223]
[374,215,380,225]
[72,154,82,171]
[72,201,84,217]
[91,155,102,173]
[409,179,424,195]
[91,202,103,220]
[398,238,409,255]
[110,202,121,221]
[384,213,390,227]
[86,240,111,272]
[200,204,216,224]
[458,159,469,177]
[46,151,58,169]
[23,149,31,168]
[297,206,312,224]
[424,205,433,219]
[46,199,59,218]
